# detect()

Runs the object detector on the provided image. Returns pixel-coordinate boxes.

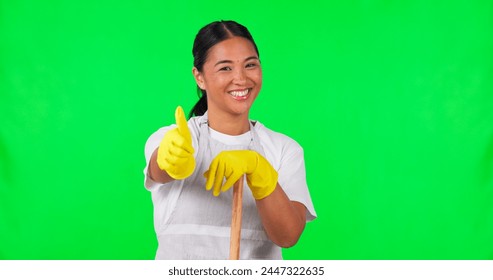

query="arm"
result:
[204,150,308,248]
[256,184,307,248]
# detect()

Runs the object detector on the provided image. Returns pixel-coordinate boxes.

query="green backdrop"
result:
[1,0,492,260]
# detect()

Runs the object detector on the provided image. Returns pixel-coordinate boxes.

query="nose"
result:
[232,68,247,84]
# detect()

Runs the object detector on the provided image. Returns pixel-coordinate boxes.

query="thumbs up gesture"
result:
[157,106,195,180]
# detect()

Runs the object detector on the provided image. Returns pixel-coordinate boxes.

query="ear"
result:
[192,67,206,90]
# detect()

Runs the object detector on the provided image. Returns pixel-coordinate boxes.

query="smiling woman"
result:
[143,20,317,260]
[192,36,262,134]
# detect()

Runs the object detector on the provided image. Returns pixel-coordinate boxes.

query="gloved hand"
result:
[204,150,278,199]
[157,106,195,179]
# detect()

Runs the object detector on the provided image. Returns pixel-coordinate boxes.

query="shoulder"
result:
[188,115,204,136]
[255,122,302,147]
[254,121,304,156]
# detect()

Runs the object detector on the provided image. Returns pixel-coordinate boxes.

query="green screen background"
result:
[1,0,492,259]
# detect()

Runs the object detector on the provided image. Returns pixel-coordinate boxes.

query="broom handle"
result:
[229,175,244,260]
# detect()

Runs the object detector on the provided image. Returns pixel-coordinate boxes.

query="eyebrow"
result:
[214,56,259,67]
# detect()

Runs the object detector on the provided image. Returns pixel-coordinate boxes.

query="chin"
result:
[232,100,255,115]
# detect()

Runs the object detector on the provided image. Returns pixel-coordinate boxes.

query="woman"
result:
[144,20,316,259]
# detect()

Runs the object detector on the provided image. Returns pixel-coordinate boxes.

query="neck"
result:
[207,109,250,135]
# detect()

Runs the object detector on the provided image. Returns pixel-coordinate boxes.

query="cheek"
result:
[204,74,228,90]
[252,71,263,86]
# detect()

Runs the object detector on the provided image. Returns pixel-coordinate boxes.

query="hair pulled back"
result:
[189,20,259,117]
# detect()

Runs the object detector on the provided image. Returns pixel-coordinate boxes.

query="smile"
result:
[228,88,251,99]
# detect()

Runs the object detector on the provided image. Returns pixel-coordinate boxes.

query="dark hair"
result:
[189,20,260,117]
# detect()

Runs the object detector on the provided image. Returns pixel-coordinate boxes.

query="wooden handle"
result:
[229,175,244,260]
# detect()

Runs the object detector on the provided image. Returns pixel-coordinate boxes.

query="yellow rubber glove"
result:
[204,150,278,199]
[157,106,195,180]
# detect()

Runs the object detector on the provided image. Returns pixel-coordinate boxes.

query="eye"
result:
[219,66,232,71]
[246,63,258,68]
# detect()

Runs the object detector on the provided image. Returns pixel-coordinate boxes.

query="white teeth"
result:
[229,89,249,97]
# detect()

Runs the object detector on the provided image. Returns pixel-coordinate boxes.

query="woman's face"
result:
[193,36,262,118]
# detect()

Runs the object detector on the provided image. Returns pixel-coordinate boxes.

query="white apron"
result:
[154,112,282,259]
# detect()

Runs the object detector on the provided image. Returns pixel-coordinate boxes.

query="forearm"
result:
[148,148,175,184]
[255,184,306,248]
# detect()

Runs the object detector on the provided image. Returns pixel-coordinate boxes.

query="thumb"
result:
[175,106,191,139]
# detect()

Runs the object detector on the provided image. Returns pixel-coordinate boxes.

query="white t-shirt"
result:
[143,113,316,259]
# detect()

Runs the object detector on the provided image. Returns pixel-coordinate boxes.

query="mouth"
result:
[228,88,251,100]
